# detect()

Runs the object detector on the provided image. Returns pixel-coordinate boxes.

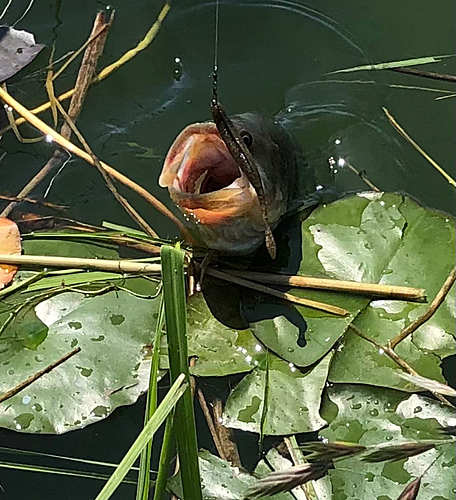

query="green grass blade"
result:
[153,413,175,500]
[161,245,203,500]
[95,373,187,500]
[328,54,455,74]
[136,298,165,500]
[0,460,136,484]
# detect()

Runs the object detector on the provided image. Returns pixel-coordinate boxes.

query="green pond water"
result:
[0,0,454,498]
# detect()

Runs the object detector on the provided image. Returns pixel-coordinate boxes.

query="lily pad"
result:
[222,351,332,435]
[246,193,454,392]
[0,287,160,433]
[168,449,294,500]
[186,293,266,377]
[328,195,455,389]
[320,384,456,500]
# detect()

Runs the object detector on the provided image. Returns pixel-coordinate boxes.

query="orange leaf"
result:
[0,217,21,289]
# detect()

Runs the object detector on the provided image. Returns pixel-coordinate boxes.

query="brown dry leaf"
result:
[0,217,21,289]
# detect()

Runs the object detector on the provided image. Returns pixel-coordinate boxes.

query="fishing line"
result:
[0,0,13,21]
[12,0,36,27]
[212,0,220,102]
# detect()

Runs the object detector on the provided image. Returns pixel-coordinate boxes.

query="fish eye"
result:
[240,131,253,148]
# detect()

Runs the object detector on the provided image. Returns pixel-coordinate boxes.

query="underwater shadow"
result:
[202,212,310,347]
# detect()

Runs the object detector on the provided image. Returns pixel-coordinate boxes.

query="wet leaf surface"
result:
[186,293,266,377]
[320,384,456,500]
[246,193,454,392]
[0,288,161,433]
[328,195,455,390]
[168,449,294,500]
[222,352,331,435]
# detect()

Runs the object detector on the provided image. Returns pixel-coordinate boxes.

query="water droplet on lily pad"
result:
[413,406,422,414]
[32,403,43,412]
[21,395,31,404]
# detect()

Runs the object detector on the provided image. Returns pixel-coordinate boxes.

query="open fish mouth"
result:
[159,122,261,226]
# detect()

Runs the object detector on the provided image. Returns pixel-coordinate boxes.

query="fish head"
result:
[160,113,301,254]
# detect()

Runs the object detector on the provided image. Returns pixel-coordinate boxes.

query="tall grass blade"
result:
[94,373,187,500]
[328,54,454,74]
[136,298,165,500]
[153,413,175,500]
[161,245,203,500]
[0,460,136,484]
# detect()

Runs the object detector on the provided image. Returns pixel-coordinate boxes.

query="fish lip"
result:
[160,121,257,222]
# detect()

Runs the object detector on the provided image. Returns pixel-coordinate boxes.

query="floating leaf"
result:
[222,352,331,435]
[245,193,454,391]
[0,26,44,81]
[0,217,21,289]
[186,293,266,377]
[0,286,161,433]
[320,384,456,500]
[168,449,294,500]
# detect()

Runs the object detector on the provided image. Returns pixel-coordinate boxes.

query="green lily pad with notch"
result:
[320,384,456,500]
[0,286,161,434]
[168,448,294,500]
[222,351,332,435]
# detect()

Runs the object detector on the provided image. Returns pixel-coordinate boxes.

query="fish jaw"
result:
[160,120,286,254]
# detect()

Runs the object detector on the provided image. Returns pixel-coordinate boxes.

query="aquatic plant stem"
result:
[0,3,171,136]
[383,107,456,187]
[348,323,452,407]
[207,268,349,316]
[388,266,455,348]
[0,254,161,273]
[0,86,191,239]
[221,270,426,302]
[136,299,165,500]
[0,347,81,404]
[196,387,225,460]
[54,98,158,238]
[389,66,456,83]
[161,245,203,500]
[0,11,111,218]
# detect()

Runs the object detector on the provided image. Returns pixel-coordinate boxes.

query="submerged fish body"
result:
[159,113,316,254]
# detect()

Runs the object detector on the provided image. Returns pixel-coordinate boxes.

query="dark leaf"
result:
[0,26,44,81]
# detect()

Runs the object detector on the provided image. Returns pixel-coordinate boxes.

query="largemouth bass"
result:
[159,113,316,255]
